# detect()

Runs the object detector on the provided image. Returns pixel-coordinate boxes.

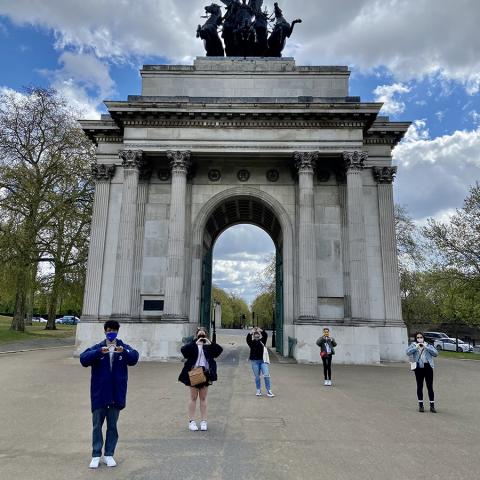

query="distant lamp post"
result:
[271,298,276,349]
[212,299,219,343]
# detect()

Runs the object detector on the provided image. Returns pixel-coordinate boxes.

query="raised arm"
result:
[80,345,103,367]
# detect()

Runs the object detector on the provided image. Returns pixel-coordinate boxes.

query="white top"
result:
[325,340,331,354]
[194,344,209,370]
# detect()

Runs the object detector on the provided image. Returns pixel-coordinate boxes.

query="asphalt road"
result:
[0,334,478,480]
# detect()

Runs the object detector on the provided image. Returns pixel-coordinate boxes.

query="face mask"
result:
[106,332,117,342]
[417,338,424,344]
[253,334,261,339]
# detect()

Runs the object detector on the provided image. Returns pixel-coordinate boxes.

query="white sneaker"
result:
[89,457,100,469]
[200,420,208,431]
[266,390,275,397]
[324,380,328,386]
[189,420,199,431]
[256,390,262,396]
[103,456,117,467]
[328,380,332,386]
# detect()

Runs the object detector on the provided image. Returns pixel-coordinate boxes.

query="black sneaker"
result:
[418,404,425,412]
[430,405,437,413]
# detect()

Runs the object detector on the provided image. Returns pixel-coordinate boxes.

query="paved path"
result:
[0,336,75,353]
[0,334,478,480]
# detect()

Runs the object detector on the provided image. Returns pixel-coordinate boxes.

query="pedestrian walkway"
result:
[0,333,478,480]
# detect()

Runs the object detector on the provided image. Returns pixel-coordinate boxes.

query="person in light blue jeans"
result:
[246,328,275,397]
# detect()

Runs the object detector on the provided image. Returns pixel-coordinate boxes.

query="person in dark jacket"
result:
[316,327,337,386]
[246,327,274,397]
[179,327,223,432]
[80,320,139,469]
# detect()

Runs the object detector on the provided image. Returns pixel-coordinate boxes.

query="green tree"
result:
[0,87,95,331]
[251,291,274,329]
[423,183,480,277]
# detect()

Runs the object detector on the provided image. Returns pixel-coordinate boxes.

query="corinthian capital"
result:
[119,149,144,169]
[166,150,192,174]
[91,163,116,181]
[293,151,319,173]
[373,166,397,184]
[343,151,368,171]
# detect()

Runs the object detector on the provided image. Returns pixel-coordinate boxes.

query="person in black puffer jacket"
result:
[179,327,223,432]
[246,327,275,397]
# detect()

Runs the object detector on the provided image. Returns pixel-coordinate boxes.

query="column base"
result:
[75,321,195,361]
[160,314,189,324]
[291,323,408,364]
[294,315,321,325]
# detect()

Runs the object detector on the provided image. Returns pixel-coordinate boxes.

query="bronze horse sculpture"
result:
[197,3,225,57]
[267,2,302,57]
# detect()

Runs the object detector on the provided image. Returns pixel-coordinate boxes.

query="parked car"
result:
[434,338,473,353]
[423,332,449,345]
[32,316,47,323]
[56,316,80,325]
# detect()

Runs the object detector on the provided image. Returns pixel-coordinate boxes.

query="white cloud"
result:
[0,1,479,92]
[393,122,480,220]
[40,52,115,119]
[373,83,411,116]
[469,110,480,126]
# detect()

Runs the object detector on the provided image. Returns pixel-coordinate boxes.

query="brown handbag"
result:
[188,367,207,386]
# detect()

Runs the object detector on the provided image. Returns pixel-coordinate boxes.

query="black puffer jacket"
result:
[246,331,268,360]
[178,341,223,386]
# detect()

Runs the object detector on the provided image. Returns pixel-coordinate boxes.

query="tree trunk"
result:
[46,268,63,330]
[10,268,28,331]
[24,263,37,326]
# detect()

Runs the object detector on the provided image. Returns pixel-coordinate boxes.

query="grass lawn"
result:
[438,350,480,360]
[0,315,76,345]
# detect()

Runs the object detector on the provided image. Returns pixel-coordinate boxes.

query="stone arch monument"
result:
[77,56,410,364]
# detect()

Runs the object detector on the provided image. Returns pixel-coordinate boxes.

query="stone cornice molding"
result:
[91,163,116,181]
[343,151,368,172]
[373,166,397,184]
[293,151,319,174]
[119,149,145,170]
[166,150,192,175]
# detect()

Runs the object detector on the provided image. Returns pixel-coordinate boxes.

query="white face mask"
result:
[417,338,424,344]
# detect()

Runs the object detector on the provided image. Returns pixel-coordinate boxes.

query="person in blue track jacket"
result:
[80,320,139,469]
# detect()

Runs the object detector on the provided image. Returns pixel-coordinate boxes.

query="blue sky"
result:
[1,0,479,304]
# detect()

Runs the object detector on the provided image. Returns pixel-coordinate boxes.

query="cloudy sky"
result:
[1,0,479,304]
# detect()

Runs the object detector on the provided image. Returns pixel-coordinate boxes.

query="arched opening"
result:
[199,196,285,354]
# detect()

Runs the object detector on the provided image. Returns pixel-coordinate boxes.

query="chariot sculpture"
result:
[197,1,302,57]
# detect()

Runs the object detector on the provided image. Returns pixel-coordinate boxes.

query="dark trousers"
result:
[414,364,435,402]
[322,354,333,380]
[92,406,120,457]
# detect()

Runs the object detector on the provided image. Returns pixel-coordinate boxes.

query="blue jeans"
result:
[251,360,271,391]
[92,406,120,457]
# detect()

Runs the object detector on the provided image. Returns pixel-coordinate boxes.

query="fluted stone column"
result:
[131,167,151,319]
[82,164,116,319]
[294,151,319,323]
[162,151,191,323]
[338,183,352,319]
[373,166,403,324]
[112,150,144,319]
[344,151,370,322]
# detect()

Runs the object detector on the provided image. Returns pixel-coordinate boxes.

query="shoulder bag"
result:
[262,342,270,364]
[188,367,207,386]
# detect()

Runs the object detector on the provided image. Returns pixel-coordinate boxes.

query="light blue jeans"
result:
[251,360,271,391]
